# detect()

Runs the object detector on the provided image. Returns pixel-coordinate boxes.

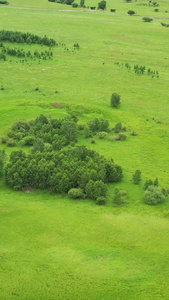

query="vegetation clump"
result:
[0,30,57,46]
[3,115,123,202]
[111,93,121,108]
[144,185,166,205]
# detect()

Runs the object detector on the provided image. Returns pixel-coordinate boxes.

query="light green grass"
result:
[1,0,169,299]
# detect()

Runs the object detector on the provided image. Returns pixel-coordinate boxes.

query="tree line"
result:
[0,30,57,47]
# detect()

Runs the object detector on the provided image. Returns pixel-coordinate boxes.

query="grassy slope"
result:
[1,0,169,299]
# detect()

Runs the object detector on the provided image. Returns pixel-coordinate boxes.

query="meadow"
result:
[1,0,169,298]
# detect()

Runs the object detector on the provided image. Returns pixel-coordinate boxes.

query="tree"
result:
[111,93,121,108]
[144,185,166,205]
[80,0,85,7]
[98,0,106,10]
[133,169,141,184]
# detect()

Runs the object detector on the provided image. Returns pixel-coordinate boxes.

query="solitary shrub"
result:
[144,185,166,205]
[133,169,141,184]
[68,188,84,199]
[110,9,116,12]
[111,93,121,108]
[114,122,122,133]
[143,17,153,22]
[72,2,78,7]
[127,10,135,15]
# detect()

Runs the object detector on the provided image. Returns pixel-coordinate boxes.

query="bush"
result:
[111,93,121,108]
[127,10,135,15]
[72,2,78,7]
[110,9,116,12]
[114,122,122,133]
[115,133,127,141]
[68,188,84,199]
[133,169,141,184]
[95,196,106,205]
[6,139,17,147]
[98,0,106,10]
[144,185,166,205]
[97,132,107,139]
[143,17,153,22]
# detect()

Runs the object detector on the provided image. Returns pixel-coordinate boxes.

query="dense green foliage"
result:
[4,115,123,199]
[111,93,121,108]
[0,30,56,46]
[144,185,166,205]
[5,145,122,198]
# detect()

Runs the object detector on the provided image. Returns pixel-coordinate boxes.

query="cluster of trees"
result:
[0,30,57,47]
[0,43,53,60]
[3,114,78,148]
[1,114,123,202]
[5,145,123,201]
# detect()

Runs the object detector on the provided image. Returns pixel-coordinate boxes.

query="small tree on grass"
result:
[133,170,141,184]
[144,185,166,205]
[98,0,106,10]
[111,93,121,108]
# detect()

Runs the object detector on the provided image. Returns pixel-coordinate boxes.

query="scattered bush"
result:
[97,131,107,139]
[127,10,135,15]
[98,0,106,10]
[144,185,166,205]
[114,122,122,133]
[115,133,127,141]
[72,3,78,7]
[110,9,116,12]
[133,169,141,184]
[111,93,121,108]
[143,17,153,22]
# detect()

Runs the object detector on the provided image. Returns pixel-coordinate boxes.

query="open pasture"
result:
[1,0,169,298]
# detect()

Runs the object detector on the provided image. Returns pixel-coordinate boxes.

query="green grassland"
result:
[1,0,169,298]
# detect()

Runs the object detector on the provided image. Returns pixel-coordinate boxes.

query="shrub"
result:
[68,188,84,199]
[95,196,106,205]
[72,2,78,7]
[86,180,107,200]
[113,188,123,205]
[110,9,116,12]
[97,131,107,139]
[144,185,166,205]
[6,139,17,147]
[115,133,127,141]
[114,122,122,133]
[143,17,153,22]
[98,0,106,10]
[133,169,141,184]
[127,10,135,15]
[111,93,121,108]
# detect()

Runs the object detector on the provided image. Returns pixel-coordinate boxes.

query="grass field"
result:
[1,0,169,298]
